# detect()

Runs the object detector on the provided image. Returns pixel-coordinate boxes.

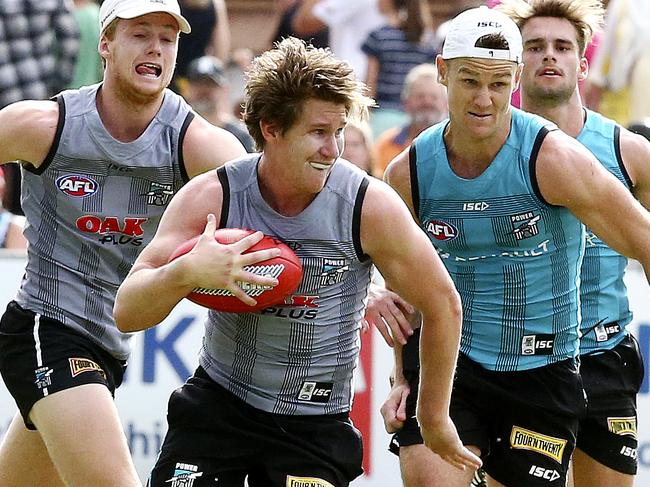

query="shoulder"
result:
[618,127,650,186]
[0,100,60,168]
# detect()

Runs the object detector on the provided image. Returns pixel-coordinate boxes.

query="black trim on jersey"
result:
[529,125,555,206]
[409,144,420,220]
[177,111,195,183]
[24,96,66,175]
[216,166,230,228]
[352,177,370,262]
[614,125,633,190]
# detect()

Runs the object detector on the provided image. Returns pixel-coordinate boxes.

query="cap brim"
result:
[115,6,191,34]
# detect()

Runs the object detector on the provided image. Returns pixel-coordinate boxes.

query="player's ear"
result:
[578,56,588,82]
[260,119,281,142]
[436,56,449,86]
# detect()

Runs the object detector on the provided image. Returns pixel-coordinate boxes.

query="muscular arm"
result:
[0,100,59,168]
[182,115,247,178]
[113,172,279,332]
[537,130,650,270]
[361,174,480,470]
[619,128,650,210]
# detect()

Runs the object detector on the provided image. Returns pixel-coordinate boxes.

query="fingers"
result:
[368,316,395,347]
[240,247,282,266]
[441,447,482,471]
[396,388,409,422]
[232,230,265,251]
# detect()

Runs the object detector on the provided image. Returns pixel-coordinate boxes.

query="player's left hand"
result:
[419,416,483,472]
[364,283,416,346]
[380,380,410,433]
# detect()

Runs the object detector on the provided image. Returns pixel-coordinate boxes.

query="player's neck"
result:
[96,81,166,142]
[522,92,585,138]
[444,112,512,179]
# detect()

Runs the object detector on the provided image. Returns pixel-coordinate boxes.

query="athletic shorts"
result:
[388,328,422,455]
[148,367,364,487]
[0,301,126,429]
[576,333,644,474]
[390,346,585,487]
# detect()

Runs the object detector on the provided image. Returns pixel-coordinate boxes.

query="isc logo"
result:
[529,466,560,482]
[56,175,98,197]
[463,202,489,211]
[521,334,554,355]
[426,220,458,241]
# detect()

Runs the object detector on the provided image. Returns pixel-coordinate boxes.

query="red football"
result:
[168,228,303,312]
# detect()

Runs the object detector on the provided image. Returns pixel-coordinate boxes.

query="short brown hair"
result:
[243,37,373,150]
[497,0,604,56]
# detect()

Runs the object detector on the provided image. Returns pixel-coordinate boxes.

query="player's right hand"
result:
[380,380,410,433]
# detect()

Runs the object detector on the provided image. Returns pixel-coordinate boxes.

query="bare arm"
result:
[206,0,231,62]
[182,114,247,178]
[0,100,59,168]
[364,56,379,99]
[619,128,650,210]
[537,131,650,269]
[113,172,280,332]
[361,174,480,470]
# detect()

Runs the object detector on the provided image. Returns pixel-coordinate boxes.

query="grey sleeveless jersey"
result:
[200,155,373,415]
[15,84,194,359]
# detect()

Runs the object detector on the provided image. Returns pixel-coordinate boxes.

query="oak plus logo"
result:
[76,215,148,246]
[425,219,458,241]
[56,174,98,197]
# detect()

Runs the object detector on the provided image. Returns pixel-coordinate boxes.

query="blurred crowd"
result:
[1,0,650,248]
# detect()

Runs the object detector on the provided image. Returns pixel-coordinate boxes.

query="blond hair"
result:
[243,37,374,150]
[497,0,604,55]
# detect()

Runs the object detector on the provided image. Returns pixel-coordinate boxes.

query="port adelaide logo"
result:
[510,211,541,240]
[56,174,98,197]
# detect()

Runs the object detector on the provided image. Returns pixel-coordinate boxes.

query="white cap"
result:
[99,0,191,34]
[442,6,522,63]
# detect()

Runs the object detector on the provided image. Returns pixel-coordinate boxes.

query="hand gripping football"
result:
[168,228,302,312]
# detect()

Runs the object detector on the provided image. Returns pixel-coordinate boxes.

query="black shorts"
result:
[148,367,364,487]
[576,333,644,474]
[388,328,422,455]
[452,354,585,487]
[0,301,126,429]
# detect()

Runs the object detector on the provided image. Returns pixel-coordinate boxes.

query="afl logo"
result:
[56,175,98,197]
[426,219,458,241]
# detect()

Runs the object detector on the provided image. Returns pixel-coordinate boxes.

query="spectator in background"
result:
[184,55,256,152]
[174,0,231,91]
[585,0,650,127]
[270,0,329,49]
[0,0,80,215]
[374,63,447,177]
[342,120,377,175]
[0,167,26,251]
[362,0,437,137]
[292,0,386,81]
[69,0,103,88]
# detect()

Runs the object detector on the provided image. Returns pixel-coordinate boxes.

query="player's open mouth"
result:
[539,68,561,77]
[309,162,331,171]
[135,63,162,78]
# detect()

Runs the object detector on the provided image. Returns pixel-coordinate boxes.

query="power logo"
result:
[425,219,458,241]
[166,462,203,487]
[286,476,334,487]
[56,174,98,197]
[510,426,567,463]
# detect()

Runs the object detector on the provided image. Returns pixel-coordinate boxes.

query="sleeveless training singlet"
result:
[15,84,193,359]
[200,155,374,415]
[412,108,585,371]
[577,108,633,354]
